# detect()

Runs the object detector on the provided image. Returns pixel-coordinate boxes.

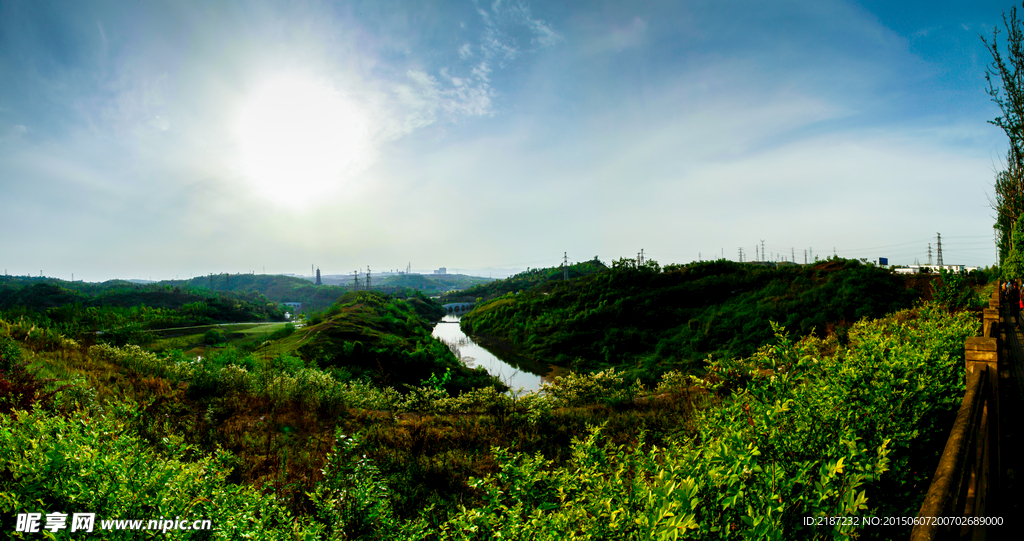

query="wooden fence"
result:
[911,289,1001,540]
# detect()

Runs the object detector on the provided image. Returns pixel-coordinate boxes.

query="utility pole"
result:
[936,232,943,266]
[791,248,795,263]
[804,250,807,264]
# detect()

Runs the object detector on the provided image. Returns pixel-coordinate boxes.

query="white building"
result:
[893,265,979,275]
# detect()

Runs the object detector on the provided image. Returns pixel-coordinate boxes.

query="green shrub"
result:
[312,430,395,539]
[0,402,323,540]
[203,328,225,345]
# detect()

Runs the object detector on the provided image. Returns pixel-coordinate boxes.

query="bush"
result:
[312,431,395,539]
[0,403,323,539]
[541,367,642,408]
[203,328,225,345]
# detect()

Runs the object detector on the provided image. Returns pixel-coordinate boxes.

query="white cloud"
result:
[609,16,647,50]
[0,124,28,143]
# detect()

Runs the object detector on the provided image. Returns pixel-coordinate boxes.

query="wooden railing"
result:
[911,289,1001,540]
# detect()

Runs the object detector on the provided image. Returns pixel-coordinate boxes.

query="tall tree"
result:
[983,3,1024,262]
[1004,214,1024,279]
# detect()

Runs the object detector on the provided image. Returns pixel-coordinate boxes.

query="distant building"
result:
[434,267,447,275]
[894,265,979,275]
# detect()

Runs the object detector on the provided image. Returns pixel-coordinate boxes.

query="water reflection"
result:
[432,314,556,393]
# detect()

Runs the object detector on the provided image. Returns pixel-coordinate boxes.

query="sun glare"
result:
[236,75,369,207]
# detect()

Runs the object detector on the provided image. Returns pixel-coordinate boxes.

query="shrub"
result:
[541,367,641,408]
[312,430,395,539]
[203,328,225,345]
[0,403,323,539]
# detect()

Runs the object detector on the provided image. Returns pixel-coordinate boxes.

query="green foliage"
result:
[0,403,322,540]
[267,322,296,341]
[1,269,978,539]
[462,258,921,381]
[0,333,22,371]
[441,258,608,304]
[433,303,975,538]
[935,269,984,310]
[984,5,1024,263]
[0,276,286,348]
[1004,214,1024,279]
[204,328,226,345]
[541,368,643,408]
[312,430,395,539]
[298,291,502,394]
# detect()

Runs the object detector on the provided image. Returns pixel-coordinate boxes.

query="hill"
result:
[440,257,608,303]
[461,258,938,380]
[0,276,285,341]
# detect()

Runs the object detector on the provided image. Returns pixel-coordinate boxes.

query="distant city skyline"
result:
[0,1,1011,282]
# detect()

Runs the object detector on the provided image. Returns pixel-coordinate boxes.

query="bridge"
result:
[442,302,475,313]
[913,287,1023,539]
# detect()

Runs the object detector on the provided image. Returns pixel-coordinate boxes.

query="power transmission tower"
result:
[563,252,568,280]
[755,244,759,262]
[804,250,807,264]
[761,240,766,262]
[352,270,359,290]
[407,262,411,275]
[315,267,321,286]
[366,266,371,289]
[738,247,744,262]
[928,243,933,266]
[936,233,943,266]
[791,248,795,263]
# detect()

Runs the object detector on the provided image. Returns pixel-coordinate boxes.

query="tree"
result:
[1003,214,1024,280]
[983,4,1024,262]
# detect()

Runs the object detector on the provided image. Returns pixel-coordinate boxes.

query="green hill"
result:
[461,258,933,380]
[440,258,608,303]
[264,290,501,393]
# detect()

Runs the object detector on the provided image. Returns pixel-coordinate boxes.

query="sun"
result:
[235,75,369,207]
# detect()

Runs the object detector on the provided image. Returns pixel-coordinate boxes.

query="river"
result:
[431,314,558,393]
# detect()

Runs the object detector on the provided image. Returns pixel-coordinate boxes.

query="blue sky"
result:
[0,0,1013,281]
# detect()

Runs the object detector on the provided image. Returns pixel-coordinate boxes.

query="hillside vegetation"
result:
[461,258,941,380]
[440,258,608,303]
[0,277,285,346]
[0,261,995,539]
[0,298,981,539]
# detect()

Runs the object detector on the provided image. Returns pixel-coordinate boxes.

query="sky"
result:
[0,0,1016,282]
